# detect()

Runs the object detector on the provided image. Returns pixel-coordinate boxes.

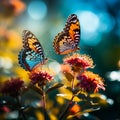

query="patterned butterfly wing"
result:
[18,30,45,71]
[18,49,45,71]
[22,30,44,53]
[53,14,80,55]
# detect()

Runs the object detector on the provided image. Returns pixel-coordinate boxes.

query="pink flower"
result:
[0,78,24,97]
[63,53,94,72]
[29,68,54,86]
[77,71,105,93]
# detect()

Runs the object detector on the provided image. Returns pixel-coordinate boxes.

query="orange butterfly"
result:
[53,14,80,55]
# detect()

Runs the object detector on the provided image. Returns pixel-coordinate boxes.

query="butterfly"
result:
[18,30,46,71]
[53,14,80,55]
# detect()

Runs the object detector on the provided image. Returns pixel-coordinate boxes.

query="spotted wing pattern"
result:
[18,30,45,71]
[53,14,80,55]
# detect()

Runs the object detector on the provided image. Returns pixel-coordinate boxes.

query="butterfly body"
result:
[18,30,46,71]
[53,14,80,55]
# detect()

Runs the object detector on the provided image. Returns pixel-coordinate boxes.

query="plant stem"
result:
[16,96,26,120]
[71,78,75,91]
[59,74,76,120]
[59,73,77,120]
[59,95,75,120]
[42,86,47,120]
[71,72,77,91]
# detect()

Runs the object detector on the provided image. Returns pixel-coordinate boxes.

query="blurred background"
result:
[0,0,120,119]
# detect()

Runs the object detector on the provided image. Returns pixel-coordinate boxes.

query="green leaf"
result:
[63,72,74,82]
[89,93,108,106]
[67,107,100,119]
[77,91,88,100]
[28,83,43,95]
[46,83,64,93]
[57,94,82,102]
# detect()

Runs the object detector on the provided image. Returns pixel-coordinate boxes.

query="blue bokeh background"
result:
[0,0,120,119]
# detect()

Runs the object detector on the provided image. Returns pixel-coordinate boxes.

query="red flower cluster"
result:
[29,68,54,86]
[63,53,94,72]
[0,78,24,97]
[77,71,105,93]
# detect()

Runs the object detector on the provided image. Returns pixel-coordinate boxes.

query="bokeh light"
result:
[98,12,115,33]
[27,0,47,20]
[79,11,100,33]
[107,99,114,105]
[107,71,120,81]
[100,94,107,100]
[77,11,102,46]
[0,57,13,69]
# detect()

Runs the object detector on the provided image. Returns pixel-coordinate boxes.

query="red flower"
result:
[29,68,54,86]
[63,53,94,72]
[77,71,105,93]
[0,78,24,97]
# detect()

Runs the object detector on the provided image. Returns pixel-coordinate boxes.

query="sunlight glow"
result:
[48,61,61,74]
[0,57,13,69]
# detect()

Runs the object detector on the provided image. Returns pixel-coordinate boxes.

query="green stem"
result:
[71,78,75,91]
[72,72,77,91]
[59,95,75,120]
[59,73,76,120]
[42,86,47,120]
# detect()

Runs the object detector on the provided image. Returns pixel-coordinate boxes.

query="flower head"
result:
[29,67,54,86]
[63,53,94,72]
[77,71,105,93]
[0,78,24,97]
